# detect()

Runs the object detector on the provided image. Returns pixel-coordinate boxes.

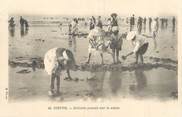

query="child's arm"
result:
[141,34,153,38]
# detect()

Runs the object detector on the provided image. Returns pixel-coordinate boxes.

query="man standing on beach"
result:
[143,17,147,32]
[106,18,112,33]
[89,16,96,30]
[172,17,176,32]
[8,17,16,37]
[148,17,152,32]
[151,18,158,49]
[69,18,78,53]
[130,14,135,31]
[20,16,24,28]
[137,17,143,34]
[97,16,103,29]
[8,17,15,28]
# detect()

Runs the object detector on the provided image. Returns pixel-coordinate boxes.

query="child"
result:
[151,18,158,49]
[122,31,149,64]
[110,27,123,63]
[86,19,105,64]
[44,48,76,96]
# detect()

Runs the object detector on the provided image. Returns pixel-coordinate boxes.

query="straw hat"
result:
[126,31,137,40]
[111,13,117,17]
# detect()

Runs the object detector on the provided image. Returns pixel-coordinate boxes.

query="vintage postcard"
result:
[0,0,182,117]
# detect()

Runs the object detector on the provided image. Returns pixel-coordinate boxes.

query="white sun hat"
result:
[126,31,137,40]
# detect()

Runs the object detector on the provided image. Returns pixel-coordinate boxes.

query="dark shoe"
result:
[85,61,89,64]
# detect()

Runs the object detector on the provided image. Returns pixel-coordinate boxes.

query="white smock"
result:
[44,48,69,75]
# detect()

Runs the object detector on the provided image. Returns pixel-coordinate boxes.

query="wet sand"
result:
[8,16,177,102]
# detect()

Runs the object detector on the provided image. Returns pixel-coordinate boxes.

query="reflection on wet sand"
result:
[129,69,147,92]
[20,26,29,37]
[9,26,15,37]
[109,71,122,96]
[86,69,148,99]
[87,71,106,99]
[8,17,16,37]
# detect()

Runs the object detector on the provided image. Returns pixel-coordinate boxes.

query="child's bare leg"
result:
[56,76,60,94]
[135,53,139,64]
[86,53,91,64]
[116,49,120,63]
[50,73,56,93]
[100,53,104,64]
[66,69,72,80]
[112,49,116,63]
[140,54,144,64]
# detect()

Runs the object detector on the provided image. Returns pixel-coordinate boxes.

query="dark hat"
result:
[111,13,117,17]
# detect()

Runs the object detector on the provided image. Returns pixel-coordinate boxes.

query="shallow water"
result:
[86,68,177,100]
[9,67,177,102]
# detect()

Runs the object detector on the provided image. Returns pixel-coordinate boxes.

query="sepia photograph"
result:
[8,14,177,102]
[0,0,182,117]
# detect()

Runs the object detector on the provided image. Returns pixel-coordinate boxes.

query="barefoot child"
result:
[44,48,76,96]
[86,20,105,64]
[122,31,149,64]
[109,13,126,64]
[110,27,123,63]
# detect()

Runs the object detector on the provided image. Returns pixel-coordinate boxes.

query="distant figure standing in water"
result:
[143,17,147,32]
[137,17,143,34]
[151,18,158,49]
[165,18,168,29]
[19,16,29,37]
[8,17,15,37]
[160,18,164,30]
[24,19,29,35]
[106,18,112,33]
[24,20,29,29]
[172,17,176,32]
[97,16,103,29]
[20,16,25,36]
[8,17,15,28]
[20,16,24,29]
[59,22,63,31]
[148,17,152,32]
[156,17,159,32]
[130,14,135,31]
[69,18,78,53]
[89,16,96,30]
